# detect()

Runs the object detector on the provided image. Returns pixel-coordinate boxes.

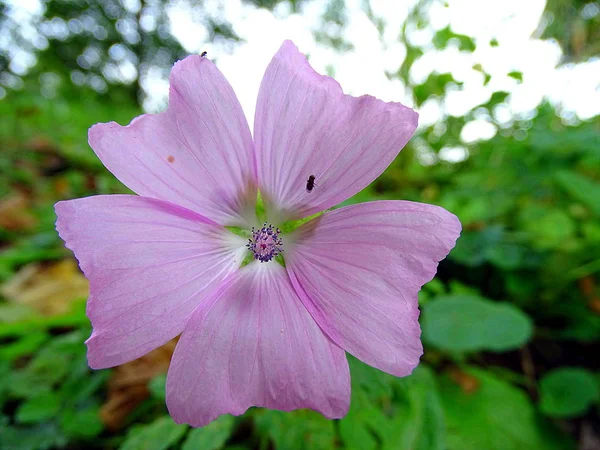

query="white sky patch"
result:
[418,98,444,128]
[461,119,498,143]
[549,58,600,120]
[439,145,469,163]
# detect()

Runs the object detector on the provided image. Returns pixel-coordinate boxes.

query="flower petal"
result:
[166,263,350,427]
[286,200,461,377]
[55,195,245,369]
[254,41,418,222]
[89,55,257,227]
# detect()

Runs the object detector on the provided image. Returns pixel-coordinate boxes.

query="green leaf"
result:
[433,26,476,52]
[255,409,335,450]
[486,241,524,270]
[440,368,575,450]
[555,170,600,216]
[520,207,576,249]
[0,361,10,407]
[148,373,166,401]
[347,355,395,399]
[339,389,380,450]
[15,391,61,424]
[60,407,104,439]
[9,330,88,398]
[0,331,50,362]
[0,303,88,339]
[477,90,510,109]
[539,368,600,418]
[341,361,445,450]
[413,73,461,106]
[0,423,67,450]
[383,366,446,450]
[450,226,504,267]
[182,415,234,450]
[59,358,109,406]
[422,295,533,352]
[507,71,523,82]
[8,369,55,399]
[120,416,188,450]
[0,303,39,323]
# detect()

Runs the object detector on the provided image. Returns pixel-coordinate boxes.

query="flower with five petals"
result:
[55,41,461,427]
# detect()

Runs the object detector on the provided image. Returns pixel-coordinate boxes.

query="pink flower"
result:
[55,41,461,427]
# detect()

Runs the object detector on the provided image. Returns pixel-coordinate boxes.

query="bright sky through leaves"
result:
[6,0,600,136]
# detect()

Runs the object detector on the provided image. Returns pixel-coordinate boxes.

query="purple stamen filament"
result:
[246,223,283,263]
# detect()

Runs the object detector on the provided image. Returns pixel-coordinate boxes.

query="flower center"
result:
[246,223,283,263]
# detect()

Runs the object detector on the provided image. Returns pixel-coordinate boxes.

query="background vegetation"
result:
[1,0,599,449]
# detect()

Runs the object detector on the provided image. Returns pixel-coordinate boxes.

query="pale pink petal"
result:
[89,56,257,227]
[286,200,461,377]
[55,195,246,369]
[254,41,418,222]
[166,263,350,427]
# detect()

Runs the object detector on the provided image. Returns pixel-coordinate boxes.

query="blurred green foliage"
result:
[541,0,600,62]
[1,0,599,449]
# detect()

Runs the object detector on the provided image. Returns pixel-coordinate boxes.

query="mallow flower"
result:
[55,41,461,427]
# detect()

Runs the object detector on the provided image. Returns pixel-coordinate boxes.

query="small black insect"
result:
[200,51,208,57]
[306,175,316,192]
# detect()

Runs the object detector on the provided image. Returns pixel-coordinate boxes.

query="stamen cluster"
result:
[246,223,283,263]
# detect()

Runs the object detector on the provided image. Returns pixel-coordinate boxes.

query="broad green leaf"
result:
[60,407,104,439]
[59,358,109,405]
[9,330,88,398]
[348,354,395,399]
[0,331,50,362]
[582,222,600,243]
[450,226,504,267]
[255,409,335,450]
[148,373,167,401]
[519,206,576,250]
[0,303,39,323]
[120,416,188,450]
[341,356,397,450]
[0,305,88,339]
[0,361,10,407]
[539,368,600,418]
[182,415,234,450]
[339,388,382,450]
[440,368,574,450]
[486,241,524,270]
[341,361,445,450]
[555,170,600,216]
[382,366,446,450]
[0,423,67,450]
[15,391,61,424]
[8,369,55,399]
[422,295,533,352]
